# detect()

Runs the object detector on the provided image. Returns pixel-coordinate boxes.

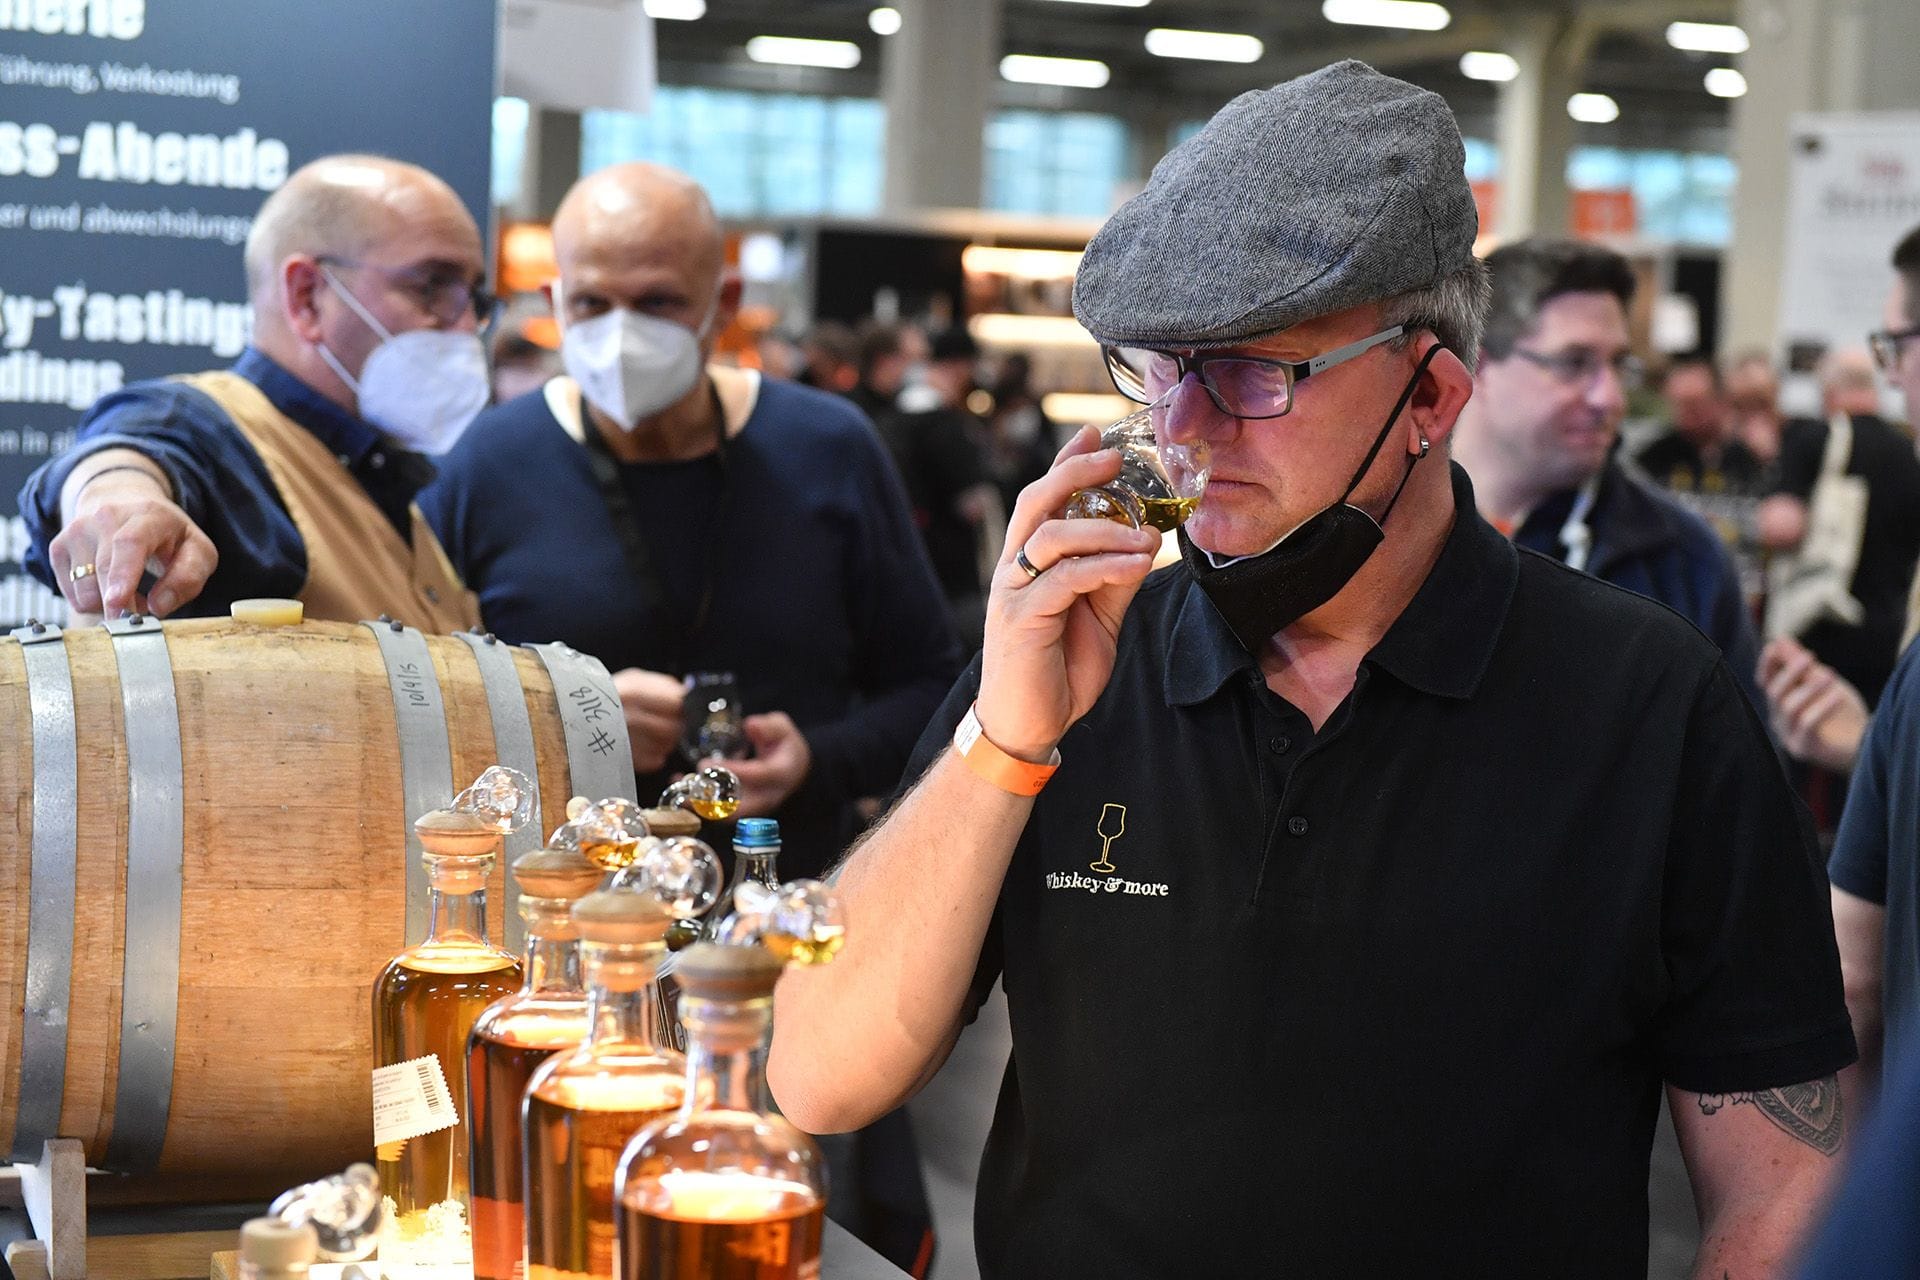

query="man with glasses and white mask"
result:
[769,62,1853,1279]
[1451,237,1761,711]
[18,153,489,630]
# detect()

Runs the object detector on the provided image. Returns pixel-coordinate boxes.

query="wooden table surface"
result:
[79,1219,906,1280]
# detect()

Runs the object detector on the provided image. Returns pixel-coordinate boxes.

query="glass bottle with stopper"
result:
[1063,406,1210,532]
[613,927,845,1280]
[371,766,534,1278]
[269,1162,382,1263]
[465,844,606,1280]
[522,842,722,1280]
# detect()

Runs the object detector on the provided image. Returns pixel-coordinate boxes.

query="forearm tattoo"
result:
[1697,1076,1843,1156]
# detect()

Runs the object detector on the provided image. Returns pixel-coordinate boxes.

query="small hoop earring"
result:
[1417,434,1431,458]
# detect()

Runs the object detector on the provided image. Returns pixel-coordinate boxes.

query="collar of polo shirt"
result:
[1164,463,1519,707]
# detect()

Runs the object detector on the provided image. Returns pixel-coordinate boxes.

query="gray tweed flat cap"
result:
[1074,59,1477,350]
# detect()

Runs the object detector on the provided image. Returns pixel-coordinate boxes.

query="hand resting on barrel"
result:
[51,447,218,620]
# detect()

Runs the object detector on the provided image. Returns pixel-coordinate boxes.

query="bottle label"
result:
[371,1054,459,1149]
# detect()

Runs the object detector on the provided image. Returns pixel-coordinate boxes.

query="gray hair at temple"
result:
[1478,238,1637,363]
[1381,261,1494,372]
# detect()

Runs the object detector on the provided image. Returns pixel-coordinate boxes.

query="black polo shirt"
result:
[902,465,1853,1279]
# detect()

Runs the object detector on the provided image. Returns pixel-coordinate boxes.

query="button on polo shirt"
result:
[904,464,1853,1280]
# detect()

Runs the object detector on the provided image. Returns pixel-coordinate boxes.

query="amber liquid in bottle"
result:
[373,929,521,1269]
[469,970,592,1280]
[619,1172,823,1280]
[523,940,685,1280]
[616,948,826,1280]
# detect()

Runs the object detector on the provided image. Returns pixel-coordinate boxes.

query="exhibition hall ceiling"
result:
[650,0,1745,143]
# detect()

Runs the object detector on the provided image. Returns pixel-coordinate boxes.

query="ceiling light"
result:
[1042,392,1136,424]
[1567,92,1619,123]
[1704,67,1747,97]
[1144,28,1263,63]
[970,314,1097,347]
[962,245,1084,279]
[868,7,900,35]
[642,0,705,19]
[1665,21,1749,53]
[1458,51,1519,82]
[745,36,862,69]
[1000,54,1110,89]
[1321,0,1451,32]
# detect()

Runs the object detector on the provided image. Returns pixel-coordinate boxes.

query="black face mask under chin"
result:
[1182,345,1441,652]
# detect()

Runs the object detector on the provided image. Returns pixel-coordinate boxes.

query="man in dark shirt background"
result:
[876,327,999,650]
[1638,355,1771,608]
[848,319,928,425]
[421,161,959,880]
[1638,356,1768,496]
[1758,349,1920,708]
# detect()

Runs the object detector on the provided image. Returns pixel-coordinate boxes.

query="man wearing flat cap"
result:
[772,62,1851,1278]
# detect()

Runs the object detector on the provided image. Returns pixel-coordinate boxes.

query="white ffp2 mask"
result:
[317,266,490,455]
[558,296,710,431]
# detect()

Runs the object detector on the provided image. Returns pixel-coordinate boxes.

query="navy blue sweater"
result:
[420,377,961,877]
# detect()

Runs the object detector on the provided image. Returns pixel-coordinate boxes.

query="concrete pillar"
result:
[881,0,1002,214]
[1723,0,1920,353]
[526,107,583,221]
[1493,17,1586,241]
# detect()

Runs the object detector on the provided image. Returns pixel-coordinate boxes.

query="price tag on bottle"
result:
[372,1054,459,1149]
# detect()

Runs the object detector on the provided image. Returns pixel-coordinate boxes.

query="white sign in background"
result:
[499,0,656,117]
[1774,111,1920,418]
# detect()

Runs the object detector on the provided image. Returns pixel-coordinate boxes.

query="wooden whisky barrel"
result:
[0,617,638,1201]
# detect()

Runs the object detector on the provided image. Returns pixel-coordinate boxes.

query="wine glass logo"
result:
[1091,803,1125,874]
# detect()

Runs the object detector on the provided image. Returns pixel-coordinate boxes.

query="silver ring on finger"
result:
[1015,545,1045,581]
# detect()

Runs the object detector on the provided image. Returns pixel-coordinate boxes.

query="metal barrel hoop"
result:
[528,643,637,805]
[361,619,455,943]
[9,622,77,1162]
[102,614,185,1172]
[455,629,543,952]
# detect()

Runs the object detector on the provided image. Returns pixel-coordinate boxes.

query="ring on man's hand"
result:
[1015,546,1044,581]
[69,562,97,583]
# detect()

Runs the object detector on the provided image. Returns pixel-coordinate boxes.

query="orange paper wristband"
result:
[953,703,1059,796]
